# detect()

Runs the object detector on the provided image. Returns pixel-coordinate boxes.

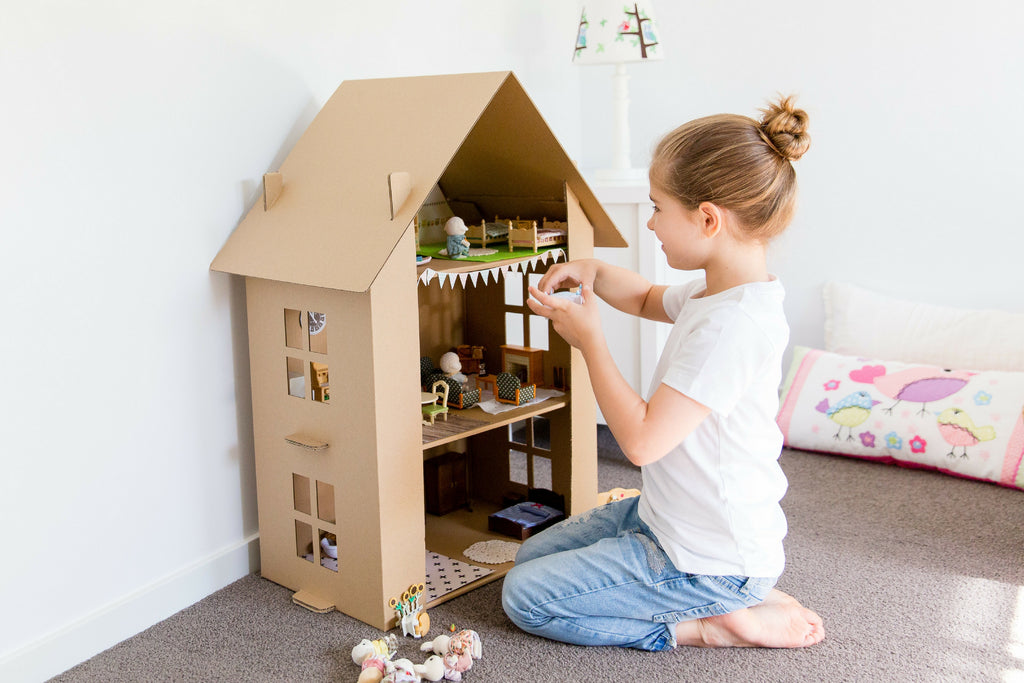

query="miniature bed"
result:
[508,218,567,253]
[465,220,510,249]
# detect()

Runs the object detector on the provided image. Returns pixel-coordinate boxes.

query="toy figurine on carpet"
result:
[390,583,430,638]
[419,629,482,681]
[352,634,398,683]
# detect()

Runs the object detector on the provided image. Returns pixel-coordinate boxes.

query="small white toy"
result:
[352,634,398,683]
[383,658,420,683]
[320,536,338,559]
[439,351,467,385]
[442,217,470,258]
[414,655,446,682]
[419,630,481,682]
[390,583,430,638]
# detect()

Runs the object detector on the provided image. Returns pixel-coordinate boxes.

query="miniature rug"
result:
[424,551,493,603]
[462,540,520,565]
[475,388,565,415]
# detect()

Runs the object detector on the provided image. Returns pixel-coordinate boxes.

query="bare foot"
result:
[675,589,825,648]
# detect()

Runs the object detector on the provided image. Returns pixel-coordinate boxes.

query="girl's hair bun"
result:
[759,95,810,161]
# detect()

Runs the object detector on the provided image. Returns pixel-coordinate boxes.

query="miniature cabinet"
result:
[424,451,469,515]
[211,71,625,631]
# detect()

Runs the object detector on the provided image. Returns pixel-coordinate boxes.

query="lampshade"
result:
[573,2,663,64]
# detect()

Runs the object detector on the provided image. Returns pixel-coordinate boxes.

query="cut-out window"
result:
[285,309,304,349]
[293,474,311,515]
[509,420,529,446]
[316,480,336,524]
[529,315,549,351]
[532,455,552,490]
[509,449,528,485]
[308,311,327,354]
[533,415,551,451]
[504,271,524,306]
[310,362,330,403]
[505,312,524,347]
[318,530,338,572]
[287,357,305,399]
[295,520,314,562]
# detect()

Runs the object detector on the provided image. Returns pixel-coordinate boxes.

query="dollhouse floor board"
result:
[421,396,569,449]
[422,498,517,608]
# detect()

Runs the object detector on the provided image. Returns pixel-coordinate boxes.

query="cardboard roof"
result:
[211,71,626,293]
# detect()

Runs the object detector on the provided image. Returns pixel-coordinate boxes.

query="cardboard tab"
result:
[388,171,412,220]
[284,433,328,451]
[292,590,335,613]
[263,172,283,210]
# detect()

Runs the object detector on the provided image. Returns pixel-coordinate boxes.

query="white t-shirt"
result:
[637,277,790,577]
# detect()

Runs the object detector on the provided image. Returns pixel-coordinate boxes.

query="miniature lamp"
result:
[573,1,664,183]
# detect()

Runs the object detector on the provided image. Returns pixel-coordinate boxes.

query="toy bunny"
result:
[352,635,398,683]
[382,658,420,683]
[413,655,445,682]
[419,630,481,681]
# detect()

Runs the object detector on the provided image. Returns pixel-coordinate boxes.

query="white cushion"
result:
[823,281,1024,372]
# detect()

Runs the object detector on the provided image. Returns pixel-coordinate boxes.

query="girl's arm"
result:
[527,285,709,466]
[536,259,672,323]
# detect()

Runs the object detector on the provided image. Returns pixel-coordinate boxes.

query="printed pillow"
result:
[778,346,1024,491]
[823,281,1024,372]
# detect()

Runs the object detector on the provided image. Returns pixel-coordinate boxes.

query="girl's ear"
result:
[698,202,724,239]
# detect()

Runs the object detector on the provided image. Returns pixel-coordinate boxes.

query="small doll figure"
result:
[443,217,470,259]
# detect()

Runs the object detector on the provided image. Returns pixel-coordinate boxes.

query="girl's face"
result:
[647,183,712,271]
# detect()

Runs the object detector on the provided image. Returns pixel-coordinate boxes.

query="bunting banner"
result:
[417,249,565,287]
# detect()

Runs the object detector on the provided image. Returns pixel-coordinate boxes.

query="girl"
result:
[501,96,824,651]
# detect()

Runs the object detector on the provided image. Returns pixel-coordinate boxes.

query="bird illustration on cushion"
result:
[936,407,996,459]
[849,364,974,416]
[816,391,880,440]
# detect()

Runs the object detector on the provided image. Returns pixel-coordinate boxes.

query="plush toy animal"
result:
[419,630,482,681]
[352,635,398,683]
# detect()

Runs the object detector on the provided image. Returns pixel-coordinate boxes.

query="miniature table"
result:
[475,374,497,396]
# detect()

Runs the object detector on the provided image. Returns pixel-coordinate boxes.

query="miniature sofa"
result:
[424,371,481,410]
[494,372,536,406]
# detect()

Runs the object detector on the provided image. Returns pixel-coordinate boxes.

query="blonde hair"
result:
[651,95,810,242]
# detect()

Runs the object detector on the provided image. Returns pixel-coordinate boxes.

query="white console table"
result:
[590,181,701,423]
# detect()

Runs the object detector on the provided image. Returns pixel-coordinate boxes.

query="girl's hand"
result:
[527,284,603,352]
[535,260,599,296]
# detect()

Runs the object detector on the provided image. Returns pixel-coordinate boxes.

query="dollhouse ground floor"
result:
[418,395,569,605]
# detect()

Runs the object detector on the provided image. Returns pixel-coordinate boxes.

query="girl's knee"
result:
[501,565,545,629]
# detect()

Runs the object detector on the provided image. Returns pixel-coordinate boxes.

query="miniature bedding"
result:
[777,346,1024,491]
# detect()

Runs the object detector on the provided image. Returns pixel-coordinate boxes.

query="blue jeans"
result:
[501,496,777,651]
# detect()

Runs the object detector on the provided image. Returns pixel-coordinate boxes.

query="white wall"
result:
[580,0,1024,356]
[2,1,1022,680]
[0,3,580,681]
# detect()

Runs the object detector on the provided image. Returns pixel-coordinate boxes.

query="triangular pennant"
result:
[469,271,479,287]
[459,273,469,288]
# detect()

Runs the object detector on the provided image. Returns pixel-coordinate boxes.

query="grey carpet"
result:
[52,428,1024,682]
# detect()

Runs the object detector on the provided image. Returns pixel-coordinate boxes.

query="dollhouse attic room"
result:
[210,70,626,630]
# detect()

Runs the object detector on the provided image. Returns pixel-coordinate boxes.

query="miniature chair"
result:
[422,380,450,425]
[494,372,536,406]
[426,373,481,410]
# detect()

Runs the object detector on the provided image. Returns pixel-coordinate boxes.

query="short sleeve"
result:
[660,306,775,416]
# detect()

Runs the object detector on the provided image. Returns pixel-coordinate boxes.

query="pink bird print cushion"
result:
[778,346,1024,491]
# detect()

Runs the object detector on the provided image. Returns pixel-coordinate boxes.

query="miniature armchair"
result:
[494,372,536,406]
[426,372,480,410]
[422,380,450,425]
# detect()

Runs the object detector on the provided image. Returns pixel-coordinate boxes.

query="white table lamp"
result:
[573,1,664,183]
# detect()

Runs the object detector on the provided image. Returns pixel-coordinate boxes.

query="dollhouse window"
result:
[308,311,327,354]
[318,530,338,572]
[316,480,336,524]
[287,357,305,399]
[295,520,314,563]
[293,474,312,515]
[285,309,304,349]
[508,417,553,490]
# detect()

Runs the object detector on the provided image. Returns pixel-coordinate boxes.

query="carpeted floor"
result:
[52,428,1024,682]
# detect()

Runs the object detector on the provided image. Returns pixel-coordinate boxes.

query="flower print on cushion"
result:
[778,346,1024,491]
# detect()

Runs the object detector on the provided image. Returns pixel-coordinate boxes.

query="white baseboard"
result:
[0,533,260,683]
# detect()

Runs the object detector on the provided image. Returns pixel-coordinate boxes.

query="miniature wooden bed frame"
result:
[464,217,568,253]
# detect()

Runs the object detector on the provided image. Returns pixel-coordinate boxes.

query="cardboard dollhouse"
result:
[211,71,625,630]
